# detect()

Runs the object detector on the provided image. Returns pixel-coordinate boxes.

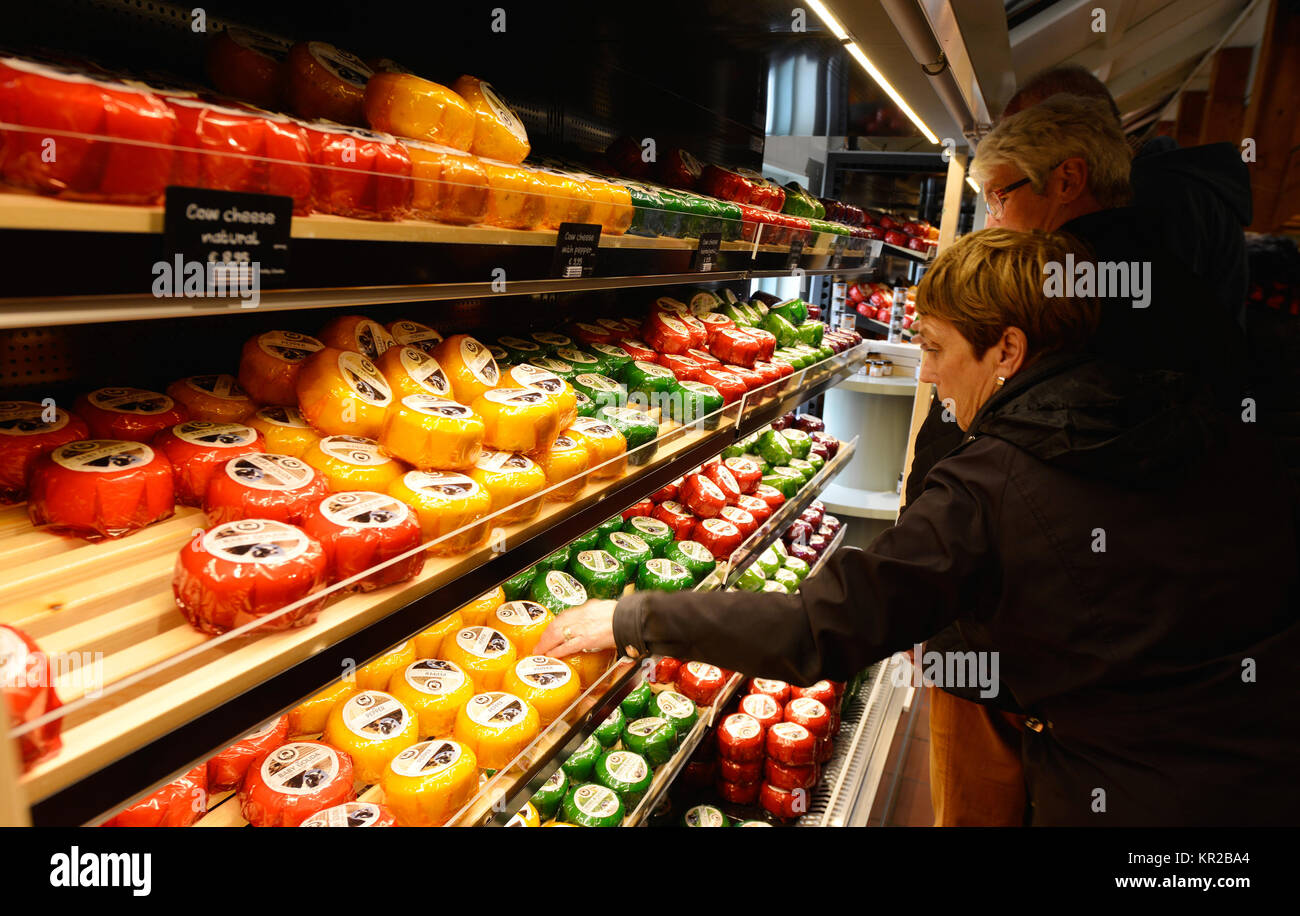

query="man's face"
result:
[983,161,1065,232]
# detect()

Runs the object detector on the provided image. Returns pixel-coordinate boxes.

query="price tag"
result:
[785,238,805,271]
[691,232,722,272]
[551,222,602,279]
[829,235,849,269]
[163,186,292,292]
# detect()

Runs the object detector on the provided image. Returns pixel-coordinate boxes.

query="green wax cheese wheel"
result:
[771,539,789,561]
[756,547,782,577]
[538,545,572,572]
[569,549,628,599]
[749,454,772,475]
[721,440,748,459]
[787,458,815,483]
[593,707,626,748]
[636,557,694,592]
[718,288,739,306]
[797,321,824,347]
[736,565,767,592]
[807,453,825,472]
[756,429,795,466]
[674,380,724,426]
[594,749,653,806]
[761,471,799,499]
[572,373,627,411]
[572,528,600,552]
[816,344,834,361]
[773,568,800,593]
[529,356,577,380]
[554,346,604,375]
[561,734,604,782]
[531,768,568,820]
[588,343,632,376]
[649,690,698,737]
[770,298,807,325]
[762,313,799,348]
[562,783,624,827]
[597,405,658,450]
[779,428,812,459]
[530,331,574,354]
[748,298,770,318]
[664,539,715,582]
[497,335,544,363]
[622,716,678,766]
[620,681,653,719]
[622,360,677,405]
[763,580,790,594]
[783,556,811,582]
[503,566,538,601]
[624,515,673,556]
[683,805,729,827]
[600,530,652,579]
[529,569,589,614]
[688,290,720,316]
[573,388,597,417]
[597,515,624,537]
[720,302,753,327]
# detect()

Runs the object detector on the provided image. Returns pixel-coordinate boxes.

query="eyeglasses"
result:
[982,160,1065,220]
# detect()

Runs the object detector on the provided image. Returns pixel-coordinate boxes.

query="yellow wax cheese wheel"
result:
[388,470,491,555]
[492,600,552,656]
[356,640,416,691]
[567,648,616,690]
[364,72,477,151]
[401,138,490,225]
[302,435,405,491]
[317,315,397,363]
[387,658,475,738]
[532,168,589,229]
[296,347,394,439]
[167,374,257,423]
[381,738,478,826]
[503,363,576,430]
[431,335,500,405]
[452,691,540,771]
[501,655,580,725]
[247,406,322,458]
[238,331,326,407]
[451,75,530,165]
[566,417,627,479]
[287,678,357,736]
[469,450,546,524]
[414,610,464,658]
[505,801,541,827]
[379,394,484,471]
[481,161,546,230]
[441,626,517,691]
[536,433,589,502]
[376,346,454,402]
[323,689,419,785]
[472,387,560,455]
[458,587,506,627]
[386,320,443,355]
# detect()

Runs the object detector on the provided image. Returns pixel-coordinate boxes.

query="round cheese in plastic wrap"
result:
[302,435,404,492]
[323,689,418,785]
[568,649,616,690]
[386,319,443,355]
[501,655,579,724]
[0,400,89,503]
[300,801,397,827]
[239,331,325,406]
[481,160,546,230]
[74,388,188,442]
[492,601,553,656]
[388,658,474,738]
[287,679,357,737]
[296,348,395,439]
[376,346,454,403]
[431,335,501,405]
[152,421,264,507]
[415,610,464,659]
[458,587,505,627]
[103,764,208,827]
[0,624,63,770]
[283,41,373,126]
[203,452,329,525]
[381,737,478,826]
[206,715,290,793]
[469,450,546,524]
[246,406,320,458]
[401,138,490,225]
[239,741,356,827]
[566,417,627,479]
[28,439,174,540]
[174,518,328,634]
[453,691,540,771]
[388,470,490,555]
[317,314,396,363]
[300,490,424,590]
[205,27,291,109]
[451,75,530,164]
[379,395,483,471]
[165,375,257,424]
[473,388,560,456]
[357,640,417,692]
[536,433,589,502]
[303,121,412,220]
[533,168,594,229]
[441,626,517,691]
[364,71,476,151]
[503,363,576,430]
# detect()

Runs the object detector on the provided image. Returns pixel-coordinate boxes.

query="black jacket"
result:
[615,355,1300,826]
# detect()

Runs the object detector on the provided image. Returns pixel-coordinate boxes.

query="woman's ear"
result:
[995,326,1028,378]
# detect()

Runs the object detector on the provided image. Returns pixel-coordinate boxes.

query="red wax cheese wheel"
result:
[693,517,743,558]
[717,756,762,784]
[74,388,188,442]
[27,439,174,540]
[734,494,772,526]
[203,452,329,525]
[0,401,89,502]
[238,331,325,406]
[616,338,657,362]
[653,657,681,686]
[703,463,741,501]
[103,764,208,827]
[205,27,291,109]
[300,491,425,590]
[678,661,726,708]
[0,624,63,770]
[753,484,786,509]
[643,310,694,355]
[303,121,412,220]
[766,721,817,766]
[717,713,765,762]
[649,479,680,504]
[759,780,808,820]
[152,421,264,507]
[748,677,791,705]
[718,505,757,538]
[716,778,760,805]
[207,715,290,793]
[173,519,328,635]
[300,801,398,827]
[764,757,818,791]
[680,472,726,518]
[283,41,372,126]
[790,680,837,709]
[698,368,746,404]
[166,375,257,424]
[652,500,695,540]
[686,347,720,367]
[621,499,654,521]
[722,456,762,494]
[239,741,356,828]
[739,691,783,731]
[785,696,832,738]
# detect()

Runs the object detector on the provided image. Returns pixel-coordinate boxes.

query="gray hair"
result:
[972,94,1131,209]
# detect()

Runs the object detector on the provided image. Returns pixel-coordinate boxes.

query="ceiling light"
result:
[844,42,939,144]
[806,0,850,40]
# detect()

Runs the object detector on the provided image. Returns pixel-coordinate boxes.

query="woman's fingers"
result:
[536,599,618,658]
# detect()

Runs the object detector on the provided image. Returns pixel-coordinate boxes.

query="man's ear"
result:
[1055,157,1089,204]
[996,327,1028,378]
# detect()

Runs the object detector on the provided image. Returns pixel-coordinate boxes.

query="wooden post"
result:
[1242,0,1300,231]
[0,730,30,827]
[1198,47,1254,145]
[1174,90,1208,148]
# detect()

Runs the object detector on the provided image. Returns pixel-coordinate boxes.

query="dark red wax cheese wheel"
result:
[703,463,741,501]
[649,479,680,504]
[759,780,808,820]
[790,680,837,709]
[74,388,189,442]
[299,491,425,590]
[239,740,356,827]
[717,755,763,784]
[653,500,696,540]
[752,484,786,509]
[739,691,783,731]
[203,453,330,526]
[621,498,655,521]
[152,421,265,507]
[692,517,743,558]
[27,439,175,540]
[653,656,681,686]
[766,721,817,766]
[734,494,772,526]
[206,715,290,793]
[722,456,762,494]
[716,713,765,762]
[677,661,727,707]
[718,505,757,539]
[784,696,832,739]
[747,677,791,705]
[764,757,818,791]
[680,472,727,518]
[716,778,760,805]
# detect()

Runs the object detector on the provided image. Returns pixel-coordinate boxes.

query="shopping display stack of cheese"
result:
[848,280,917,329]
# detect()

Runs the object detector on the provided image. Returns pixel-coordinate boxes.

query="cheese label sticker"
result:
[597,318,630,332]
[573,784,620,818]
[459,337,499,387]
[764,581,788,593]
[400,395,474,419]
[752,678,786,694]
[484,387,546,406]
[456,626,511,659]
[322,491,409,528]
[552,434,580,451]
[398,348,452,397]
[174,421,257,447]
[0,627,29,686]
[685,805,724,827]
[629,516,670,538]
[515,656,572,688]
[569,417,617,438]
[771,722,809,741]
[555,347,598,366]
[720,506,750,526]
[0,401,69,436]
[390,739,463,778]
[475,450,534,472]
[696,477,725,501]
[627,717,667,737]
[255,405,310,428]
[403,470,480,499]
[655,298,688,315]
[679,541,711,562]
[257,330,322,362]
[686,661,720,680]
[509,364,565,395]
[789,697,826,718]
[544,571,586,605]
[656,692,692,718]
[478,80,529,144]
[52,440,153,473]
[542,770,566,791]
[701,518,737,536]
[307,40,373,87]
[607,531,647,554]
[342,691,409,740]
[722,714,760,741]
[780,428,810,443]
[643,558,686,579]
[302,802,386,827]
[658,314,688,335]
[531,357,572,375]
[660,500,687,515]
[725,456,758,473]
[531,332,571,348]
[226,453,314,490]
[350,319,393,361]
[601,406,650,425]
[577,550,619,574]
[390,321,442,352]
[202,519,310,562]
[184,374,248,401]
[632,360,672,378]
[225,26,293,60]
[495,601,549,627]
[505,803,537,827]
[741,694,779,720]
[605,751,648,784]
[261,743,340,796]
[87,387,175,415]
[773,467,802,479]
[404,659,466,695]
[466,692,528,727]
[337,352,393,407]
[319,435,391,466]
[498,336,541,353]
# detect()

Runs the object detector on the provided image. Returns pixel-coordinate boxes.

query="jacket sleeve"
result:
[612,442,1006,684]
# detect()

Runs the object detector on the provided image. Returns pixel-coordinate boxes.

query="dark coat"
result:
[615,355,1300,826]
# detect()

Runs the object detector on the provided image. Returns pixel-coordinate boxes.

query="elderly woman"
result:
[538,228,1300,827]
